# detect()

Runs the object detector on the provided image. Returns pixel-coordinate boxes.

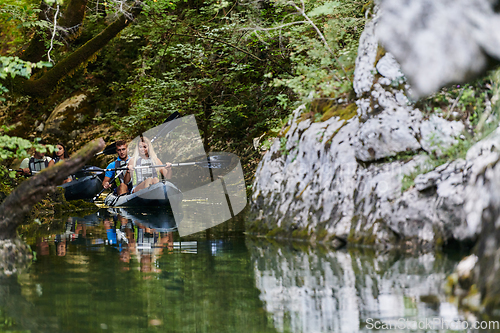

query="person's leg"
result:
[132,181,147,193]
[117,183,129,195]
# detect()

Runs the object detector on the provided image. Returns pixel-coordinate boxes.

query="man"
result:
[102,140,131,196]
[20,140,55,175]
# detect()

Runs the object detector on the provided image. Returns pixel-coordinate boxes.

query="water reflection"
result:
[247,238,467,333]
[4,211,275,333]
[0,211,473,333]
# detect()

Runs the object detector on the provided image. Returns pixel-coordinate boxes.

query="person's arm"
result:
[156,158,172,179]
[102,176,113,189]
[102,162,116,189]
[19,158,31,176]
[123,159,134,184]
[47,158,55,168]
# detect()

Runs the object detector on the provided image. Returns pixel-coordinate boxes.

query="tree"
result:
[1,0,143,97]
[0,138,104,239]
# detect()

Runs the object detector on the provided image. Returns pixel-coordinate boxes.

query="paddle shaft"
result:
[95,162,203,172]
[92,169,124,201]
[95,111,180,156]
[10,168,40,175]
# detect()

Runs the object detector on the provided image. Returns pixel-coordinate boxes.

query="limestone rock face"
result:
[376,0,500,98]
[251,105,359,241]
[353,106,422,161]
[353,15,423,162]
[420,115,465,156]
[249,12,491,248]
[353,18,378,98]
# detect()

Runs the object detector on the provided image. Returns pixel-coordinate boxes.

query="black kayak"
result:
[108,207,179,232]
[104,181,182,208]
[59,168,104,201]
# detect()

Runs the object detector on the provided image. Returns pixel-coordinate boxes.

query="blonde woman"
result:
[123,136,171,193]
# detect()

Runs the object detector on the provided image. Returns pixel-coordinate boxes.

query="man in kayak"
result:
[102,140,131,195]
[20,140,55,176]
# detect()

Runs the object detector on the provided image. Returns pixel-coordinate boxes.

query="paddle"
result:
[88,157,232,173]
[95,142,117,156]
[151,111,180,143]
[94,111,181,156]
[91,168,125,202]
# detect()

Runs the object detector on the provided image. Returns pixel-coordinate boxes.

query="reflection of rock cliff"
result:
[462,153,500,319]
[249,9,500,249]
[248,239,462,333]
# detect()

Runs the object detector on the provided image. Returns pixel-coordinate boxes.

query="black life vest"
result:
[29,157,49,174]
[113,159,128,186]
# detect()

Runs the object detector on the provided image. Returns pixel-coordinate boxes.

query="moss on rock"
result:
[320,103,357,122]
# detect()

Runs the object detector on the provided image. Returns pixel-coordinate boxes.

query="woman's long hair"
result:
[130,136,159,166]
[53,142,69,159]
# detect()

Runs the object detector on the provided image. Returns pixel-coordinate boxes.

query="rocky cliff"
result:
[248,11,499,250]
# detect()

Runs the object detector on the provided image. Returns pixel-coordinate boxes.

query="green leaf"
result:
[307,1,341,17]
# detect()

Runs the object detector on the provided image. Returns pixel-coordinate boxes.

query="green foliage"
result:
[0,0,43,54]
[0,56,52,101]
[400,67,500,192]
[0,56,53,170]
[97,0,294,158]
[0,56,51,80]
[400,137,474,192]
[0,0,367,185]
[253,0,366,106]
[401,170,416,192]
[0,307,18,331]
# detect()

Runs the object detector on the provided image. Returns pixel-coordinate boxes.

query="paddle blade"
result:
[151,111,181,143]
[96,142,117,156]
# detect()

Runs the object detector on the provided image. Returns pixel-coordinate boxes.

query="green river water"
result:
[0,209,475,333]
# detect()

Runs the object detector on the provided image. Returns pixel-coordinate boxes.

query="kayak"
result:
[104,180,183,208]
[59,174,103,201]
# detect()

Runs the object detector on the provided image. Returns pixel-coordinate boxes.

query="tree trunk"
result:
[20,0,89,63]
[19,1,51,63]
[0,138,104,240]
[16,2,142,97]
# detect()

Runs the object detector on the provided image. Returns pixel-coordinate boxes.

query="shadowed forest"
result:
[0,0,367,185]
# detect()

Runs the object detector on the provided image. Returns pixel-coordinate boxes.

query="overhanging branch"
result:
[0,138,105,239]
[18,2,142,97]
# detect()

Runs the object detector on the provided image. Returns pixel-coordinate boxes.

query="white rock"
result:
[376,53,405,81]
[377,0,494,97]
[354,106,422,161]
[420,115,465,156]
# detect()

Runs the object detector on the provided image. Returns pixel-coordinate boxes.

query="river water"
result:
[0,208,473,333]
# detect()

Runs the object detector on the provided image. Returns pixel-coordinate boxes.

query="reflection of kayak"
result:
[59,174,103,201]
[110,207,179,232]
[104,181,182,208]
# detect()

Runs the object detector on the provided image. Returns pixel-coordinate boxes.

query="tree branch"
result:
[0,138,105,240]
[287,0,350,82]
[17,2,142,97]
[173,33,264,62]
[20,0,89,63]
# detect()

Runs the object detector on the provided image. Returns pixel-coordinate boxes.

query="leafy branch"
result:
[173,33,264,61]
[286,0,350,82]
